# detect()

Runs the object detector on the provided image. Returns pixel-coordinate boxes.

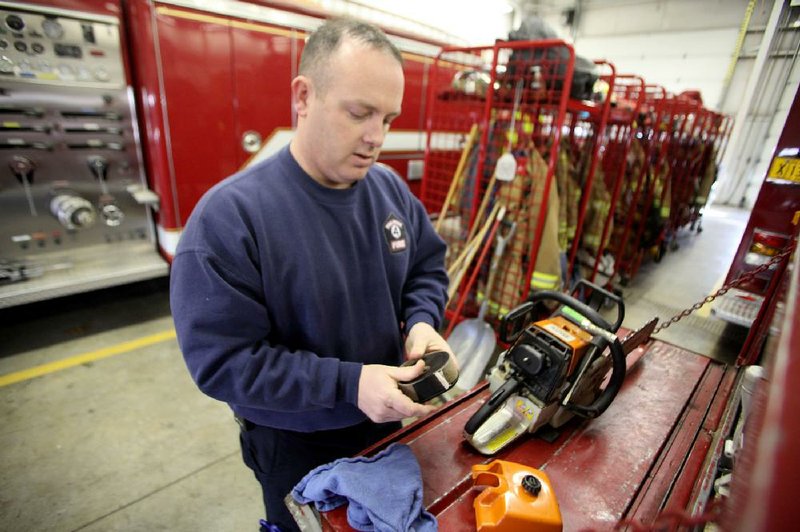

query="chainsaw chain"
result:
[652,242,796,334]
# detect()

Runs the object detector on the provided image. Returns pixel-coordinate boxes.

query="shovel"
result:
[494,79,525,182]
[448,216,517,392]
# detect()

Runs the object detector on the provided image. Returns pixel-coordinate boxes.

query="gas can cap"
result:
[521,474,542,496]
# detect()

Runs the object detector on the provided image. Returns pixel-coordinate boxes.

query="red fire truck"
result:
[0,0,456,307]
[712,83,800,364]
[3,2,799,529]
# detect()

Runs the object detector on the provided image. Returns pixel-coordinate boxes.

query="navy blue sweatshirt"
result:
[170,146,448,431]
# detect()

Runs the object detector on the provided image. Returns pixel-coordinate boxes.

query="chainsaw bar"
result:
[621,318,658,355]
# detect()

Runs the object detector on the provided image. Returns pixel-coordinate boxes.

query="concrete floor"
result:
[610,205,751,363]
[0,280,264,531]
[0,204,749,532]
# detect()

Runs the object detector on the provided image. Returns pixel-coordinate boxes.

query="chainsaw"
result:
[464,280,656,455]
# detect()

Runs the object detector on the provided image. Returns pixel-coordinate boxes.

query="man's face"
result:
[292,39,404,188]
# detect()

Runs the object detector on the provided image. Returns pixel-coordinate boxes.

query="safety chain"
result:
[652,241,796,334]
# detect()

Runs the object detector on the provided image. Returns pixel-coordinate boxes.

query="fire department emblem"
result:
[383,214,407,253]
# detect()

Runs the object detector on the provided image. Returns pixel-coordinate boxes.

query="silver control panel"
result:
[0,2,166,308]
[0,2,125,87]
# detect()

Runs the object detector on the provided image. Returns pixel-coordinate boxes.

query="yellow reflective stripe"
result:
[583,234,600,246]
[523,115,534,134]
[531,272,559,290]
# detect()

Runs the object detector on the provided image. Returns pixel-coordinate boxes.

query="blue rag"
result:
[291,443,437,532]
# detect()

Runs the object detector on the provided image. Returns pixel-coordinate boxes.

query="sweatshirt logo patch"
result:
[383,214,407,253]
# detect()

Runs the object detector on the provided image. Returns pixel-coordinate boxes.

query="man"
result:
[170,17,452,530]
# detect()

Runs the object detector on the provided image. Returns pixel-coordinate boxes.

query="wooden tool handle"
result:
[435,124,478,233]
[447,202,503,303]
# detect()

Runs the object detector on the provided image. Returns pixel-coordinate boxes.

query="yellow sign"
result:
[767,157,800,183]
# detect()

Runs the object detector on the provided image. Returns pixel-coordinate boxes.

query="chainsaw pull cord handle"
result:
[464,377,521,436]
[528,290,626,419]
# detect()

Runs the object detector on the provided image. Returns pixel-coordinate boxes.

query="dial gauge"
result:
[42,19,64,40]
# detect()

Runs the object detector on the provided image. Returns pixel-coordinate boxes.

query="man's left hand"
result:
[404,322,456,365]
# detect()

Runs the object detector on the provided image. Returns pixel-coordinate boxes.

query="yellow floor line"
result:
[697,275,726,318]
[0,329,177,388]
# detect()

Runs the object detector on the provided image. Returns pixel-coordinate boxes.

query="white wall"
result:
[357,0,799,209]
[537,0,752,112]
[522,0,800,209]
[575,28,739,107]
[328,0,515,45]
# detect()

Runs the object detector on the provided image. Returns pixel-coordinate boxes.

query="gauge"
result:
[42,19,64,40]
[5,14,25,32]
[0,56,14,74]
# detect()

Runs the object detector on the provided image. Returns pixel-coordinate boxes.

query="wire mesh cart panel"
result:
[420,39,575,328]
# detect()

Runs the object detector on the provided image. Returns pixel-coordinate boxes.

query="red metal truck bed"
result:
[308,338,737,531]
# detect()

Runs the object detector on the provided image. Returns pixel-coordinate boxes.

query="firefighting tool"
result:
[435,124,478,233]
[449,218,517,392]
[472,460,562,532]
[494,79,524,183]
[459,79,525,259]
[462,241,797,454]
[464,281,630,455]
[398,351,459,403]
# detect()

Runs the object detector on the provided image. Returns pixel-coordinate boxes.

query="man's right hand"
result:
[357,361,437,423]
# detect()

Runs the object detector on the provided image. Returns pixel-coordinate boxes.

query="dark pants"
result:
[238,417,400,532]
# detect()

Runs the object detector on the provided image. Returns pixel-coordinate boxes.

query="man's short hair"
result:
[299,17,403,93]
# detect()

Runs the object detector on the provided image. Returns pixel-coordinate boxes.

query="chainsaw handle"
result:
[572,279,625,332]
[528,290,626,419]
[569,336,626,419]
[500,288,616,344]
[464,378,520,436]
[499,301,535,343]
[529,290,614,332]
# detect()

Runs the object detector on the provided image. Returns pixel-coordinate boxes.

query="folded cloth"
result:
[291,442,437,532]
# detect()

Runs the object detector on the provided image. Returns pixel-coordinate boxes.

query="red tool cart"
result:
[607,84,670,286]
[561,60,616,286]
[420,39,576,328]
[721,248,800,532]
[645,94,700,262]
[663,99,713,248]
[580,74,646,287]
[684,109,733,234]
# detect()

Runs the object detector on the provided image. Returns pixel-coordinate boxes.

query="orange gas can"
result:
[472,460,562,531]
